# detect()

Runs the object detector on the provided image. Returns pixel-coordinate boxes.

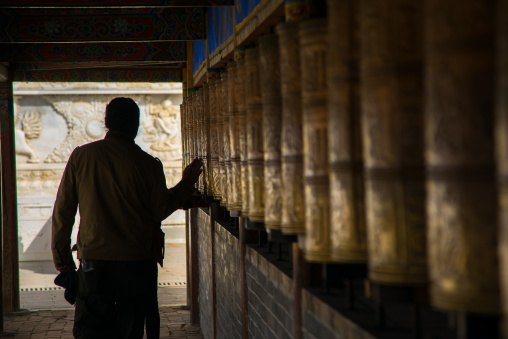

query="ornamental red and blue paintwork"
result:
[0,8,206,42]
[0,42,186,62]
[0,0,233,7]
[12,61,182,71]
[14,69,182,82]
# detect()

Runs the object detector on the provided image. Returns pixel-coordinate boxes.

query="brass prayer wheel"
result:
[228,62,242,212]
[277,21,305,235]
[202,83,210,195]
[259,34,282,231]
[221,71,231,208]
[498,0,508,332]
[217,76,226,203]
[426,0,499,314]
[187,92,195,169]
[245,47,265,223]
[196,88,204,193]
[328,0,366,263]
[361,0,427,284]
[300,19,331,262]
[209,79,219,198]
[235,58,249,217]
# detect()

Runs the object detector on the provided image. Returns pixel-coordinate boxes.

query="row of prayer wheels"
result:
[181,0,508,325]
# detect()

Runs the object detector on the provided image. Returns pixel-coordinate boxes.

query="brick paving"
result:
[3,244,203,338]
[3,307,203,338]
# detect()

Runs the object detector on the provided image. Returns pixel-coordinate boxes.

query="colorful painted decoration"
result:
[0,0,233,6]
[0,8,206,42]
[0,42,186,63]
[14,69,182,82]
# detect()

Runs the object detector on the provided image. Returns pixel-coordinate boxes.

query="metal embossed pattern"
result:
[426,0,499,314]
[361,0,427,284]
[328,0,366,263]
[300,19,331,262]
[245,47,265,223]
[236,58,250,217]
[260,34,282,231]
[277,22,305,235]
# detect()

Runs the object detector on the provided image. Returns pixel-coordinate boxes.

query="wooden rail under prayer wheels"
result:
[360,0,427,285]
[235,57,249,218]
[426,0,499,315]
[277,21,305,235]
[245,47,265,224]
[300,19,331,263]
[328,0,366,264]
[260,33,282,232]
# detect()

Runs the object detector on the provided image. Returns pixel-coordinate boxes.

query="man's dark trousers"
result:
[73,259,156,339]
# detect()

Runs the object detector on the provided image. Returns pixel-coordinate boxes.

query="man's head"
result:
[105,97,140,139]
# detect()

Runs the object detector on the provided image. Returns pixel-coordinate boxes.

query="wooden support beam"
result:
[210,204,219,339]
[0,65,20,314]
[0,0,233,7]
[0,8,206,43]
[0,64,4,335]
[0,42,187,63]
[239,217,248,339]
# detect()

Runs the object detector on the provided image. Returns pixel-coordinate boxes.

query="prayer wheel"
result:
[498,0,508,333]
[196,87,204,193]
[202,83,210,195]
[228,61,242,212]
[180,103,186,169]
[361,0,427,284]
[188,92,195,170]
[209,78,219,198]
[260,34,282,231]
[217,75,226,205]
[245,47,265,223]
[235,58,249,217]
[277,21,305,235]
[300,19,331,262]
[221,71,231,208]
[426,0,499,314]
[328,0,366,263]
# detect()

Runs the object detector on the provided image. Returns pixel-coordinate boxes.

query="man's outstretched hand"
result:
[182,158,203,185]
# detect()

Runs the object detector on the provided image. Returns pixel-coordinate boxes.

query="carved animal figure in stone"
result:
[15,111,42,163]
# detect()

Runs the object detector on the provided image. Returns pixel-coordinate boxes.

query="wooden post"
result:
[0,63,5,334]
[292,243,303,339]
[210,203,219,339]
[239,217,249,339]
[0,64,19,313]
[189,207,200,325]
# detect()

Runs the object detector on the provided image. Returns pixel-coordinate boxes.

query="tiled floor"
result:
[4,244,202,338]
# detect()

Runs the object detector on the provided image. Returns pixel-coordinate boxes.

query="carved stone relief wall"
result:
[14,82,184,261]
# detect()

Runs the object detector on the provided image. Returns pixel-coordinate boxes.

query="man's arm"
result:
[151,158,202,221]
[52,151,79,272]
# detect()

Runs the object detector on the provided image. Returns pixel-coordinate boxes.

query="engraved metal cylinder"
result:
[196,88,204,192]
[277,21,305,235]
[221,71,231,208]
[202,83,210,195]
[260,34,282,231]
[216,78,225,202]
[246,47,265,222]
[328,0,366,263]
[180,103,186,169]
[228,62,242,212]
[361,0,426,284]
[426,0,499,313]
[236,58,249,216]
[209,81,219,198]
[300,19,331,262]
[188,94,195,168]
[498,0,508,332]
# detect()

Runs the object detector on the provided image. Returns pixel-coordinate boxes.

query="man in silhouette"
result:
[52,97,201,339]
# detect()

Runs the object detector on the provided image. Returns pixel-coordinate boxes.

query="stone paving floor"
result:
[2,244,203,338]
